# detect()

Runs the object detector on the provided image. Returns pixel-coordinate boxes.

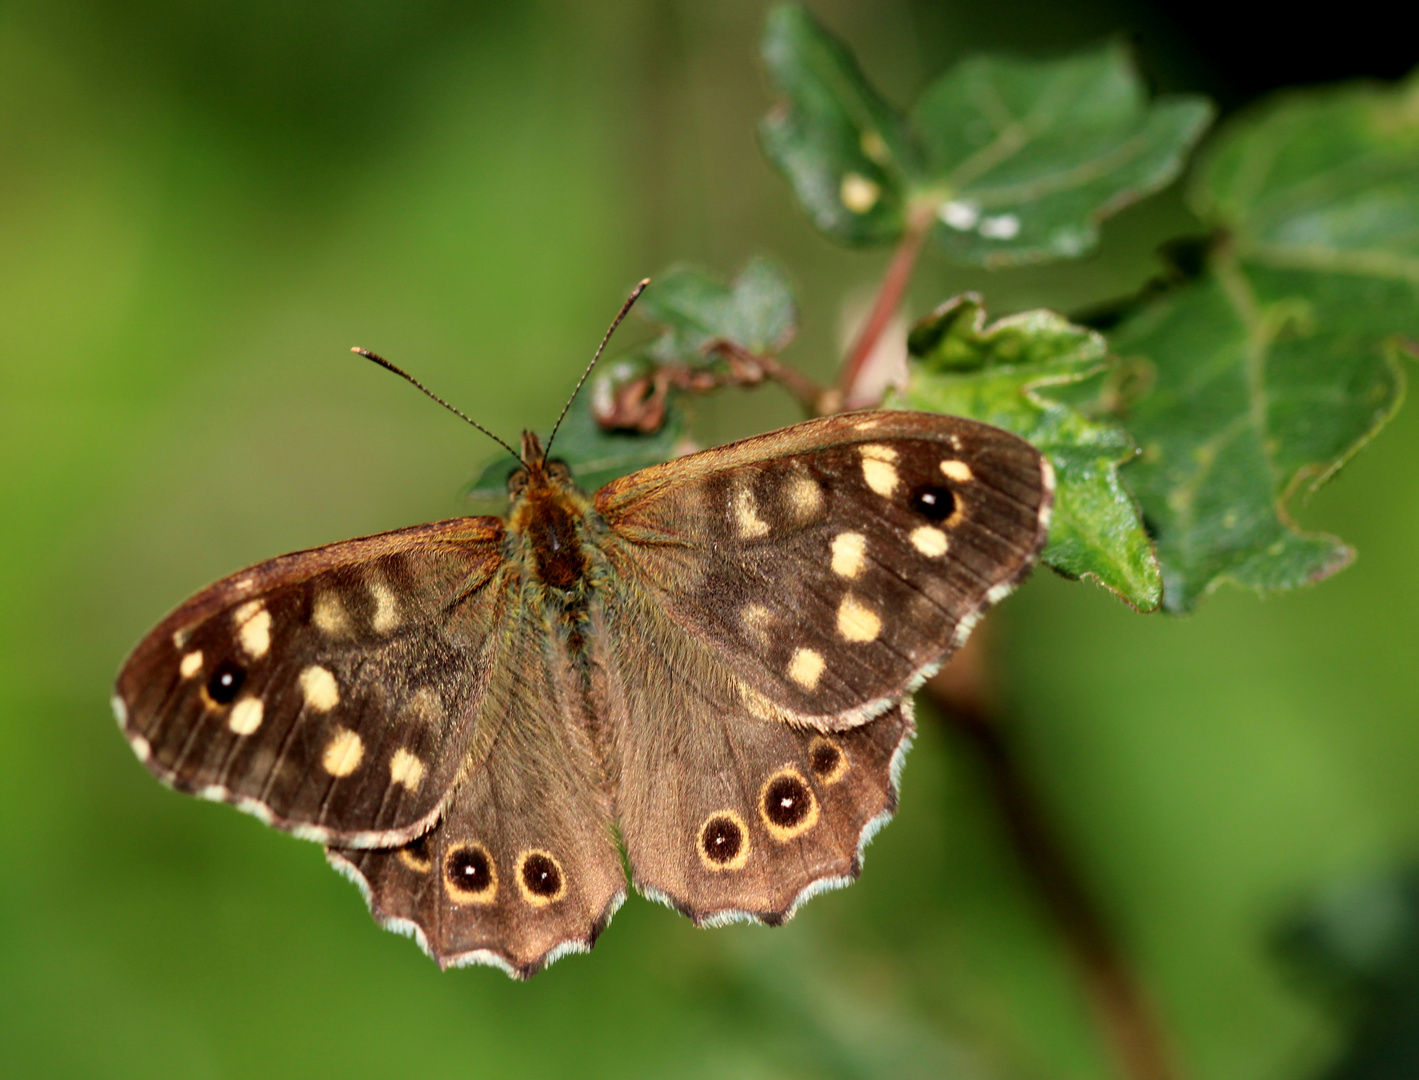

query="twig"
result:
[592,339,831,432]
[838,207,933,402]
[927,635,1181,1080]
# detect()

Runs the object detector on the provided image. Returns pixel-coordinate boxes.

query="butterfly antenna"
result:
[542,278,650,461]
[352,347,525,465]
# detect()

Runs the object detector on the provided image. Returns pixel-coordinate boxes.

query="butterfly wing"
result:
[592,410,1052,727]
[589,582,915,923]
[588,410,1048,921]
[327,571,625,976]
[113,517,509,847]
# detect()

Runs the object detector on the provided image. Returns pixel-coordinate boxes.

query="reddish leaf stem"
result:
[838,209,932,401]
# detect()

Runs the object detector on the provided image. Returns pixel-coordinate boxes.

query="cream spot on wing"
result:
[369,582,399,633]
[733,483,771,539]
[840,172,880,213]
[741,603,773,647]
[228,697,264,735]
[179,650,204,679]
[312,592,350,636]
[911,525,949,557]
[836,594,881,642]
[171,628,190,649]
[787,474,824,521]
[787,647,825,690]
[852,415,887,432]
[130,735,151,762]
[949,434,963,451]
[860,444,899,496]
[322,728,365,777]
[402,687,443,724]
[233,601,271,659]
[389,748,426,791]
[299,665,340,712]
[940,459,974,483]
[831,531,867,579]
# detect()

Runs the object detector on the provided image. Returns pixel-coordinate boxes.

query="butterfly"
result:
[113,286,1053,978]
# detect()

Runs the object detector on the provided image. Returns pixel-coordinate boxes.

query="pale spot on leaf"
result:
[787,647,825,690]
[859,129,890,164]
[940,459,974,483]
[389,748,426,791]
[233,601,271,659]
[840,172,880,213]
[179,650,203,679]
[323,728,365,777]
[911,526,949,557]
[831,532,867,579]
[836,594,881,642]
[299,665,340,712]
[228,697,264,735]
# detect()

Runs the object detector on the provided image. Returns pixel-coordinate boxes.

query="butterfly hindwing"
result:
[589,581,915,922]
[594,411,1052,726]
[327,570,625,976]
[114,517,507,846]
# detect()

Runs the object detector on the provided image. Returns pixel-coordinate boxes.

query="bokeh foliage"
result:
[4,2,1419,1079]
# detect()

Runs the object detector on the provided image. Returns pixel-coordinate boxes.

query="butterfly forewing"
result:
[114,518,507,846]
[594,412,1052,727]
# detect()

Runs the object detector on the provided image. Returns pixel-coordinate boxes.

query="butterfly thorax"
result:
[509,431,593,596]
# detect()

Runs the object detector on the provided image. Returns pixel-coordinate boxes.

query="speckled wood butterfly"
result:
[113,288,1053,978]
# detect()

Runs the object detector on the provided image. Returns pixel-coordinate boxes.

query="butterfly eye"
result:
[507,468,530,497]
[911,484,957,522]
[546,460,573,482]
[205,660,246,705]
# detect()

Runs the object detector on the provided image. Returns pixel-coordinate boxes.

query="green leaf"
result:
[911,44,1213,266]
[760,5,1212,265]
[466,393,686,501]
[897,294,1162,610]
[639,256,798,365]
[759,5,913,247]
[1109,74,1419,612]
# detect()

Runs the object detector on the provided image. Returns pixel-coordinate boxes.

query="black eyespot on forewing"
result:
[763,773,812,830]
[521,852,562,898]
[206,660,245,705]
[911,484,956,522]
[701,815,744,865]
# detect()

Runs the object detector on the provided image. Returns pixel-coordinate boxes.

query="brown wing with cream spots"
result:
[593,411,1051,727]
[113,517,508,848]
[326,575,625,977]
[589,580,914,924]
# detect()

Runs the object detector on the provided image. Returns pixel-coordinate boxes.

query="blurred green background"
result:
[3,1,1417,1077]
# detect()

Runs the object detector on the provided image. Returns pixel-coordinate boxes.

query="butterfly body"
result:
[115,410,1052,977]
